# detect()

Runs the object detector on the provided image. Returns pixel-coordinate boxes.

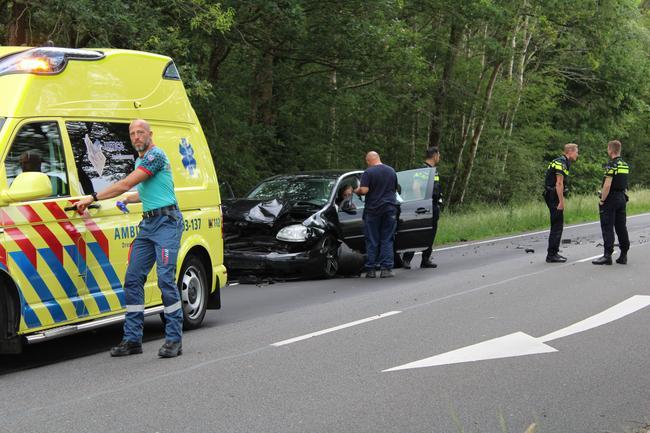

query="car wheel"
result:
[319,235,340,279]
[177,255,208,330]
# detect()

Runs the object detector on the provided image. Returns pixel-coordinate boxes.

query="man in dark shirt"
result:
[354,151,398,278]
[543,143,579,263]
[592,140,630,265]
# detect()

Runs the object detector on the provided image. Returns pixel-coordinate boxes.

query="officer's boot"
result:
[592,254,613,265]
[420,254,437,268]
[616,250,628,265]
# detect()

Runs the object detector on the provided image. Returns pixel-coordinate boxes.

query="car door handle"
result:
[64,204,100,211]
[415,207,430,214]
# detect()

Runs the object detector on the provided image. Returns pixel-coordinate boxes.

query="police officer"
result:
[592,140,630,265]
[544,143,579,263]
[403,146,441,269]
[75,119,185,358]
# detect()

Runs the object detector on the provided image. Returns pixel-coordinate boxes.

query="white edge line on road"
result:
[271,311,402,347]
[430,212,650,254]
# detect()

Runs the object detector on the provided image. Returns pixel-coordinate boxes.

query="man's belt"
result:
[142,204,179,219]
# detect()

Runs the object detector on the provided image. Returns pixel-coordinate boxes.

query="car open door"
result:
[333,173,366,252]
[394,167,435,252]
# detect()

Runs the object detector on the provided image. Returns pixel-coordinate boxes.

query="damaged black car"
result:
[223,168,438,280]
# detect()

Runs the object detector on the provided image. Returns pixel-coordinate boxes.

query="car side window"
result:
[5,121,70,197]
[336,175,363,211]
[66,121,138,194]
[397,168,432,202]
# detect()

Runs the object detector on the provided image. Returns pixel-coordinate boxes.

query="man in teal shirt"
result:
[75,119,184,358]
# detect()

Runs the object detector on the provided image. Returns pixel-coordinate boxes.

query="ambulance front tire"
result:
[159,257,208,330]
[177,255,208,330]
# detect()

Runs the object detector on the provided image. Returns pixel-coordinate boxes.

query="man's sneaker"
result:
[158,341,183,358]
[545,254,567,263]
[365,270,376,278]
[421,259,437,269]
[592,255,612,265]
[380,269,395,278]
[616,253,627,265]
[110,340,143,357]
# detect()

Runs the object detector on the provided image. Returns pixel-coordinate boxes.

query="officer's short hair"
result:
[608,140,622,154]
[425,147,439,159]
[564,143,578,153]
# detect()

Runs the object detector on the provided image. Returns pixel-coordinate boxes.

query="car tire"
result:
[319,235,340,279]
[177,255,208,330]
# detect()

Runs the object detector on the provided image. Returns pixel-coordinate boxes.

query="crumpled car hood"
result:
[222,198,292,226]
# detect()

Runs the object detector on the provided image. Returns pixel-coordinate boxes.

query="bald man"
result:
[354,151,399,278]
[75,119,184,358]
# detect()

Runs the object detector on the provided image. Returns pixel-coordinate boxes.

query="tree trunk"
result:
[447,58,488,203]
[208,33,231,82]
[258,51,275,127]
[7,1,28,45]
[327,68,338,168]
[458,62,503,204]
[428,20,463,149]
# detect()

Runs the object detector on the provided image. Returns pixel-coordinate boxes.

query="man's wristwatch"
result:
[91,192,98,202]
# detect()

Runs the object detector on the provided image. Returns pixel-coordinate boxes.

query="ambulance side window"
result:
[66,121,138,194]
[5,121,70,197]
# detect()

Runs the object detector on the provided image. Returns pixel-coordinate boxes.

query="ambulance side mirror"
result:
[0,172,51,203]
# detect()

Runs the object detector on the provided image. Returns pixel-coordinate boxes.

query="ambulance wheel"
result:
[177,256,208,330]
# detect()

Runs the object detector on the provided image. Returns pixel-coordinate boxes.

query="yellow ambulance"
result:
[0,47,226,353]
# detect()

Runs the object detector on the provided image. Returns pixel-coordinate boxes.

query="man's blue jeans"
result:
[123,210,184,343]
[363,206,397,270]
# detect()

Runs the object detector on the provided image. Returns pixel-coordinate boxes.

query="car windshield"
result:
[247,177,336,205]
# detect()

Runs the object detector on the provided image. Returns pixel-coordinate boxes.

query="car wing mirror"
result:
[0,172,51,204]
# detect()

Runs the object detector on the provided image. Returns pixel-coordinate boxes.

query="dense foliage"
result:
[2,0,649,204]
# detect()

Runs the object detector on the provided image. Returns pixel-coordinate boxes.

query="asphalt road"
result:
[2,213,650,433]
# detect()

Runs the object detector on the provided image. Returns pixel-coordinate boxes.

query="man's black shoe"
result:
[616,254,627,265]
[546,254,567,263]
[158,340,182,358]
[557,254,567,261]
[592,255,612,265]
[110,340,142,357]
[380,269,395,278]
[365,270,376,278]
[421,259,437,269]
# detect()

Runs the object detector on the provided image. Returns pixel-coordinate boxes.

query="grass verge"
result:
[436,189,650,245]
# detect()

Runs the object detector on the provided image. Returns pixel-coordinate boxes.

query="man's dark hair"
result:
[425,147,439,159]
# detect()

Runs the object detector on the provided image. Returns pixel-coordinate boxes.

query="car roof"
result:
[264,170,362,181]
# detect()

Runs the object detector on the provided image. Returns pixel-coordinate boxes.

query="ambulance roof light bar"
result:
[0,47,104,77]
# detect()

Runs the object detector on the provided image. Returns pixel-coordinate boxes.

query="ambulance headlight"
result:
[0,47,104,76]
[276,224,309,242]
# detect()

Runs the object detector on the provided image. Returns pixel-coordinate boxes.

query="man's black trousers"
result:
[545,191,563,256]
[599,192,630,256]
[403,202,440,265]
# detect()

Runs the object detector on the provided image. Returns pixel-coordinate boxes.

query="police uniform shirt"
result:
[545,155,570,192]
[602,156,629,192]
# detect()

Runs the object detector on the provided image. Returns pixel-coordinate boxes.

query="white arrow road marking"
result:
[539,295,650,342]
[383,332,557,372]
[383,296,650,372]
[272,311,401,347]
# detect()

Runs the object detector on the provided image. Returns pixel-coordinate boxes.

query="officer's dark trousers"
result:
[403,203,440,265]
[599,192,630,256]
[545,191,563,256]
